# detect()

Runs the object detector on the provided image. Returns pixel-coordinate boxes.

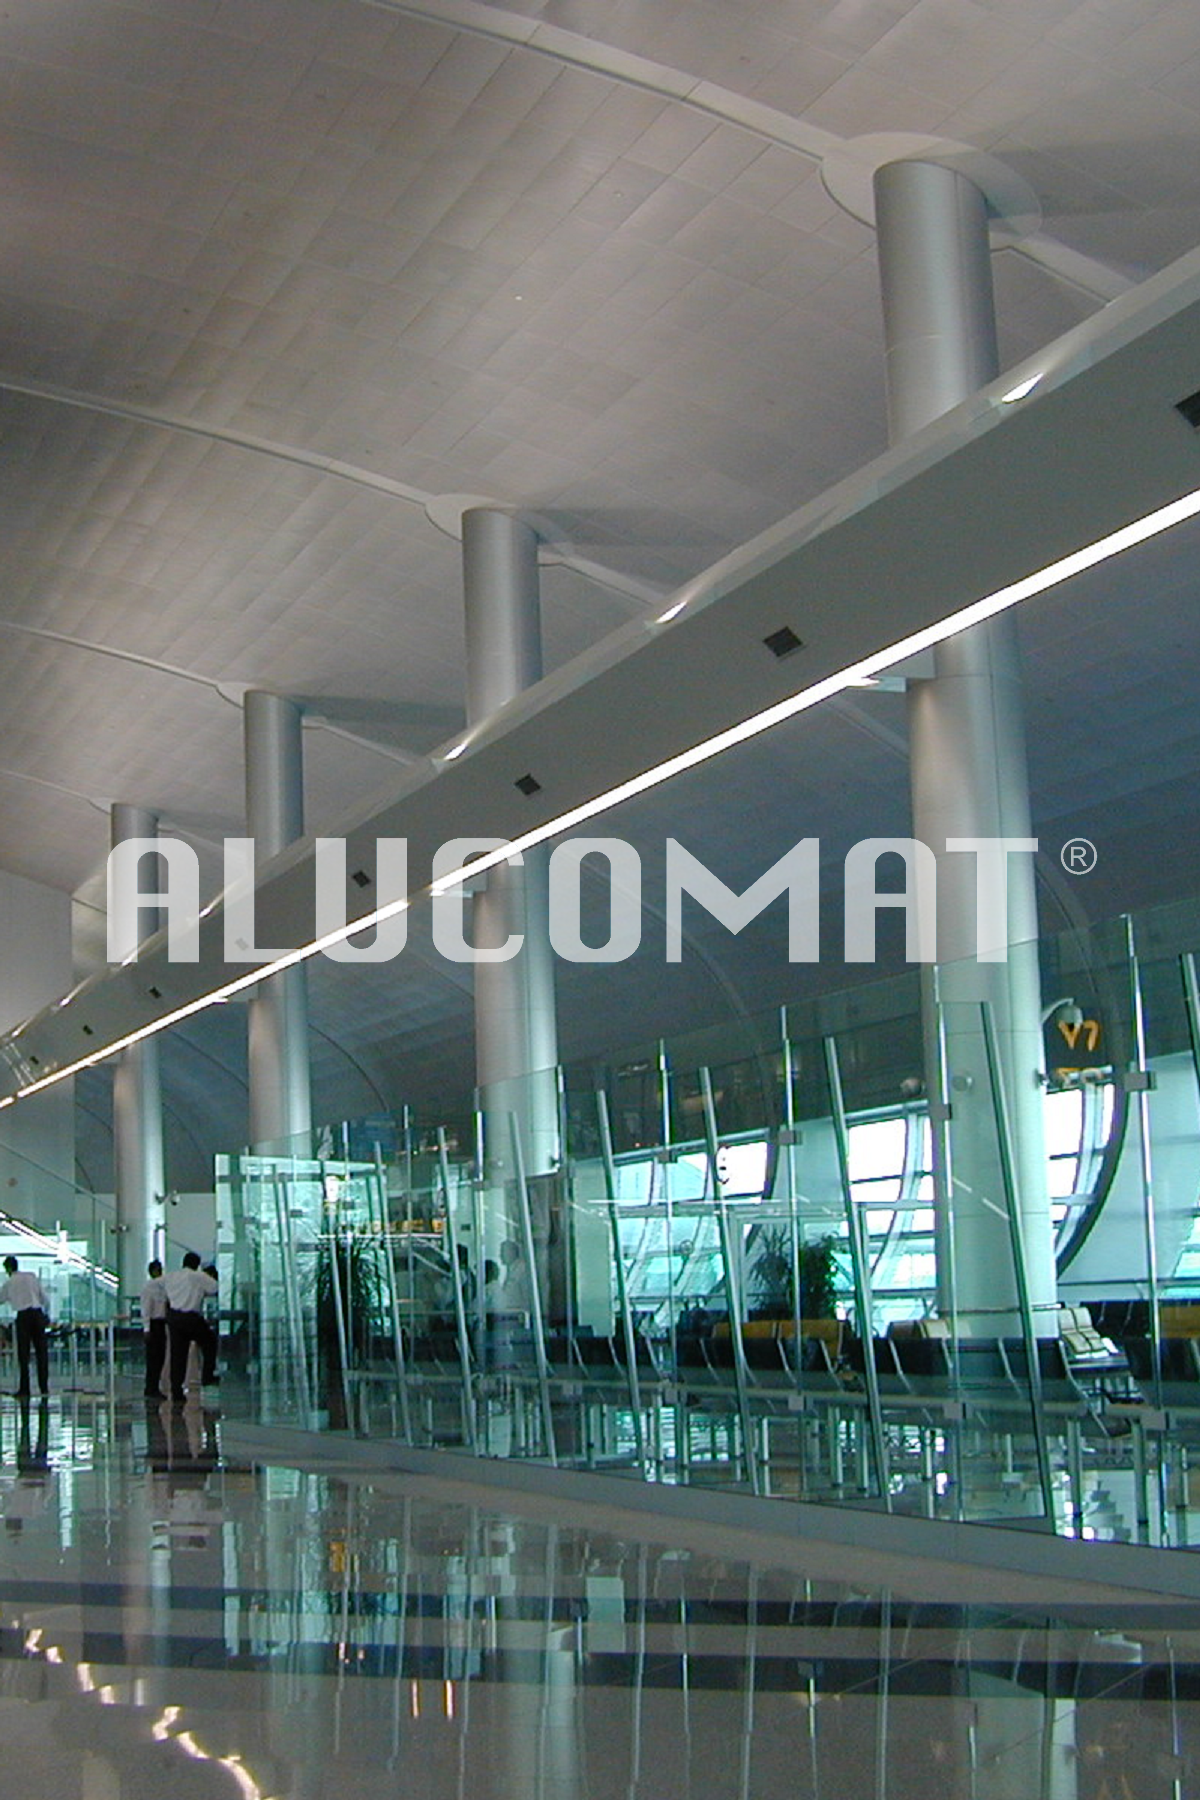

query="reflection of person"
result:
[16,1396,49,1470]
[499,1238,530,1311]
[6,1396,52,1533]
[164,1253,218,1402]
[0,1257,50,1397]
[141,1260,168,1398]
[145,1398,219,1549]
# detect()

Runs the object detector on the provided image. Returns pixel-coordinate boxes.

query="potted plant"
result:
[748,1227,839,1320]
[310,1227,387,1426]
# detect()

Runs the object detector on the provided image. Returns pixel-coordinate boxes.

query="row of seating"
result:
[393,1309,1200,1424]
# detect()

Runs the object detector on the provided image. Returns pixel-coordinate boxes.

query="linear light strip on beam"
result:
[9,480,1200,1104]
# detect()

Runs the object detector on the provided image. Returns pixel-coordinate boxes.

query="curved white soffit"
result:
[364,0,1134,302]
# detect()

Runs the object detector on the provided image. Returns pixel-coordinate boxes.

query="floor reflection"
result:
[0,1395,1195,1797]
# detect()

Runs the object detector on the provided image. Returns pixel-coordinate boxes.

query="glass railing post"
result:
[657,1038,680,1390]
[596,1089,646,1472]
[657,1039,671,1149]
[823,1036,891,1507]
[437,1127,479,1454]
[510,1111,557,1466]
[700,1066,760,1494]
[326,1216,354,1432]
[929,967,961,1385]
[370,1145,413,1444]
[980,1000,1056,1525]
[781,1007,804,1355]
[90,1193,100,1345]
[1127,914,1164,1410]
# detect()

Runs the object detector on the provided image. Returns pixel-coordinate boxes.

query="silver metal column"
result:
[110,803,166,1301]
[461,507,560,1181]
[244,690,312,1152]
[874,158,1055,1333]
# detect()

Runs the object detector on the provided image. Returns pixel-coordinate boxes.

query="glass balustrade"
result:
[206,889,1200,1551]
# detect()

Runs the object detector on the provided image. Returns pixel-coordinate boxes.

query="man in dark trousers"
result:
[0,1256,50,1397]
[141,1259,168,1398]
[163,1252,218,1402]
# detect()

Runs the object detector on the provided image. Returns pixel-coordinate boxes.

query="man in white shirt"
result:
[164,1252,218,1402]
[141,1259,168,1398]
[0,1256,50,1397]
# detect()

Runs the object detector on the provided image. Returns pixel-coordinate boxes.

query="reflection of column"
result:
[461,508,559,1181]
[244,691,311,1151]
[123,1403,173,1710]
[491,1525,580,1800]
[969,1678,1078,1799]
[874,158,1054,1332]
[111,804,166,1300]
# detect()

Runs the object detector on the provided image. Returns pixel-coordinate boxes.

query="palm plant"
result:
[749,1227,839,1319]
[312,1228,386,1364]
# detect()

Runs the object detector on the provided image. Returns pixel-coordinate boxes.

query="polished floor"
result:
[0,1393,1198,1799]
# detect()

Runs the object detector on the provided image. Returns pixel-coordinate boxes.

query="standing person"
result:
[141,1259,168,1399]
[0,1256,50,1398]
[163,1252,218,1403]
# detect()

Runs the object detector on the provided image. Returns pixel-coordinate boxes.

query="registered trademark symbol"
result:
[1060,838,1098,874]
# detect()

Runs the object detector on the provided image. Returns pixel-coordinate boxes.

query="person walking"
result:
[0,1256,50,1397]
[141,1259,168,1398]
[163,1252,218,1403]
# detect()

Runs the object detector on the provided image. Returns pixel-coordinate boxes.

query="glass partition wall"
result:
[213,887,1200,1550]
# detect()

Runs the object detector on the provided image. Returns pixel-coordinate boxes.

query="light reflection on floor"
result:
[0,1394,1196,1798]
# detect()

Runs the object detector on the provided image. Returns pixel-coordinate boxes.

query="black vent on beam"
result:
[763,625,803,659]
[515,773,542,796]
[1177,388,1200,429]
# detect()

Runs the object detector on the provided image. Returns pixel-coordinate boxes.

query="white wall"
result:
[0,869,75,1225]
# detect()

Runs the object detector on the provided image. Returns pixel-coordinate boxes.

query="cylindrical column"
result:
[874,158,1055,1333]
[111,803,166,1301]
[462,508,560,1185]
[244,691,311,1152]
[875,159,999,440]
